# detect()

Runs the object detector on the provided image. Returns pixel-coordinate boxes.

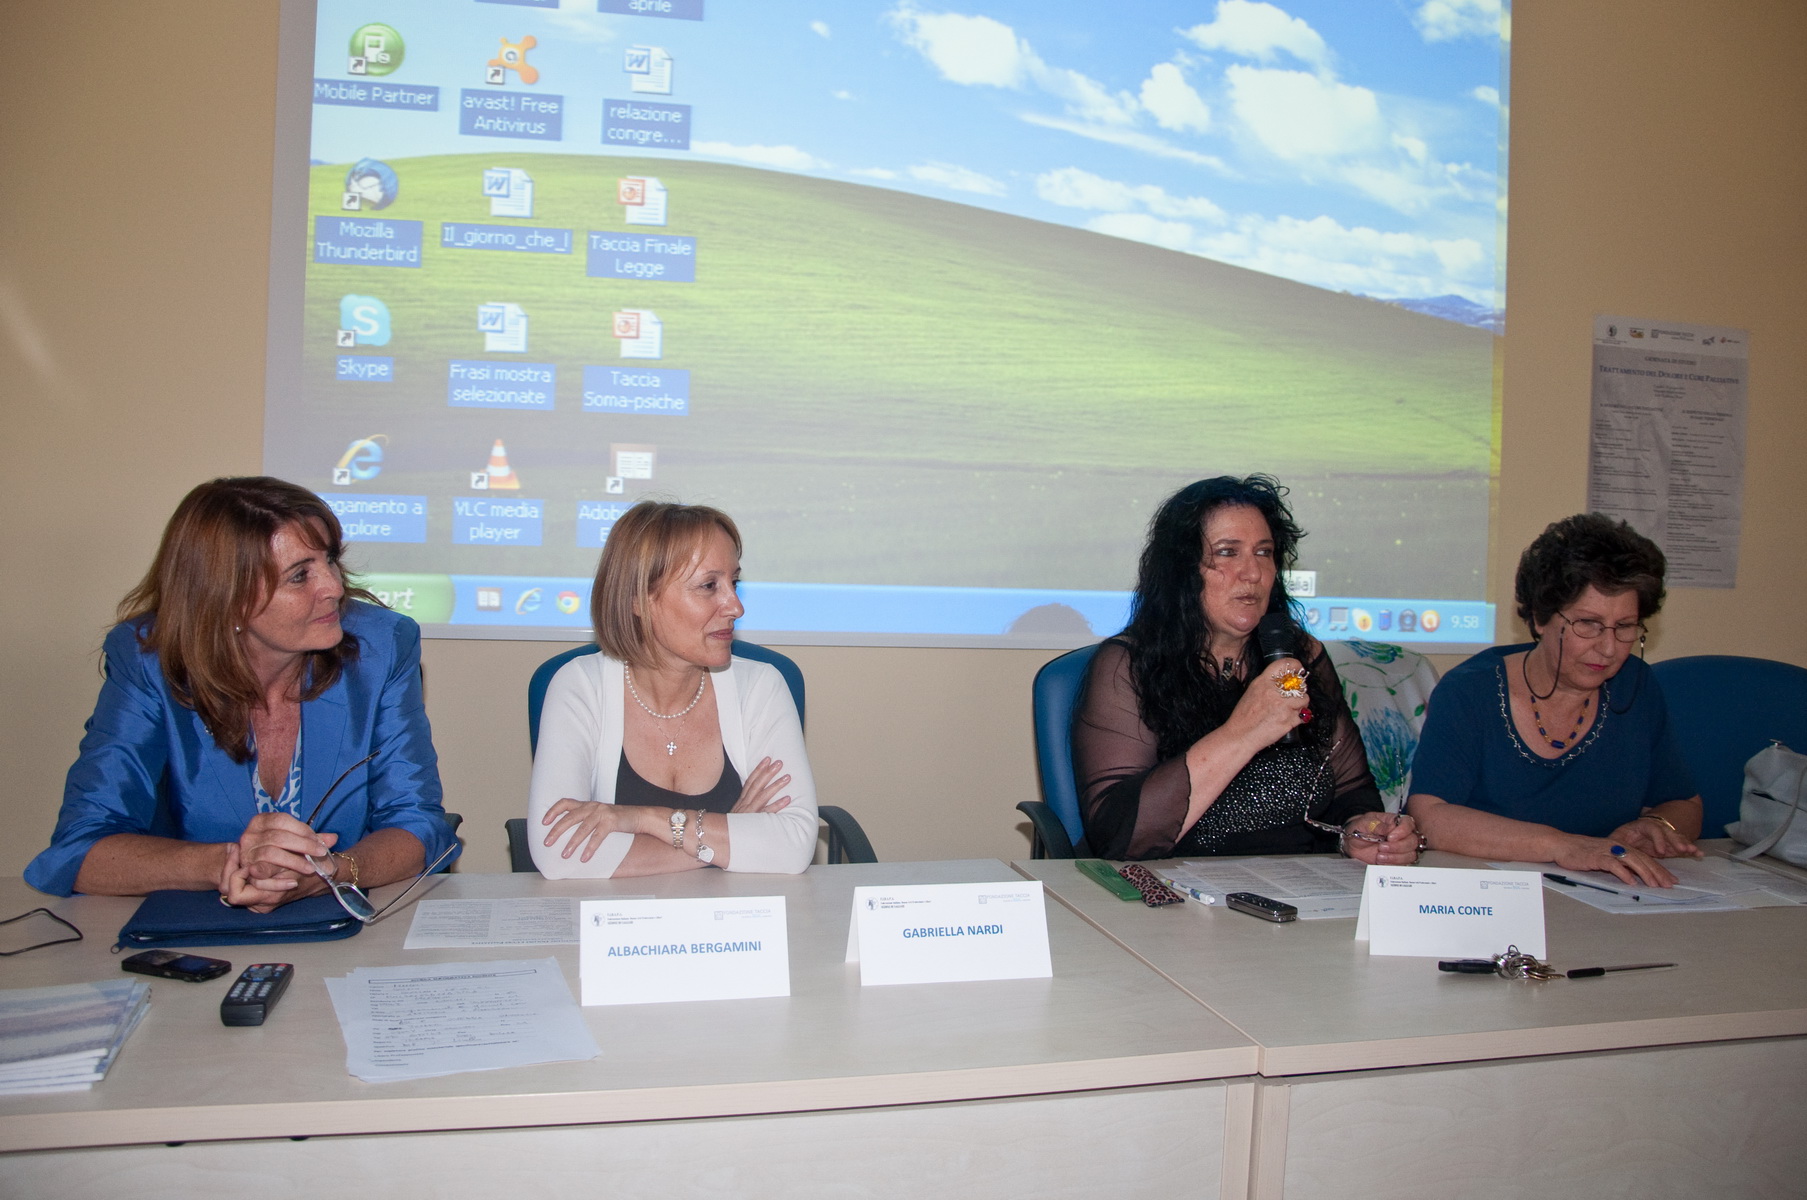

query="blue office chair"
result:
[1649,655,1807,839]
[1018,644,1099,859]
[509,640,874,869]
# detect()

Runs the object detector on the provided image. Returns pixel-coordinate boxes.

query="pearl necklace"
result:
[626,665,707,756]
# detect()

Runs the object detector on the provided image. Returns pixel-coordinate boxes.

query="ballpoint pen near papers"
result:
[1544,872,1639,901]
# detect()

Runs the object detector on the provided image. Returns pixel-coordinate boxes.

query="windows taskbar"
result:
[362,574,1495,643]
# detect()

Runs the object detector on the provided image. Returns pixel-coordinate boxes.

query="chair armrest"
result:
[504,818,536,873]
[818,805,877,864]
[1016,800,1078,860]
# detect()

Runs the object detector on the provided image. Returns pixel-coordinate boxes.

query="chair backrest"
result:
[528,640,807,755]
[1648,655,1807,839]
[1031,644,1100,853]
[1322,640,1440,813]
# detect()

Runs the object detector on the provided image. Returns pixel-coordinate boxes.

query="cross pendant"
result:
[665,740,677,757]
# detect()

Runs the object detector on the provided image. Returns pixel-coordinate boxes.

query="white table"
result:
[1016,849,1807,1200]
[1,863,1257,1200]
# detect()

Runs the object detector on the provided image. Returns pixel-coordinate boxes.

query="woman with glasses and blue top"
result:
[25,477,459,913]
[1407,513,1703,888]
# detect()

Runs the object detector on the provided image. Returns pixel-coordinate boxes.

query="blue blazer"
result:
[26,601,458,896]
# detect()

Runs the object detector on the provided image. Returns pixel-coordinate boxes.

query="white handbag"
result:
[1727,742,1807,865]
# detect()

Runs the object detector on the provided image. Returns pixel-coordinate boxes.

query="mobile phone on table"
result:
[122,949,233,982]
[1225,893,1298,923]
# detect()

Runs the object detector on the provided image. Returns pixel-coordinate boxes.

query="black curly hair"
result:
[1120,476,1328,758]
[1514,513,1666,634]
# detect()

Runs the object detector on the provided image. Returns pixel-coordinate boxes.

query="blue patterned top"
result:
[1410,644,1696,836]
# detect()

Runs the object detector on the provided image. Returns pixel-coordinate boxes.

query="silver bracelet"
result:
[694,810,715,865]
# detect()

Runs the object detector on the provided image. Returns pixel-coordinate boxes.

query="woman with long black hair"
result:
[1072,476,1419,862]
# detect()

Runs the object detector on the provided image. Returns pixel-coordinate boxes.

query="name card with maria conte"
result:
[845,881,1052,986]
[579,896,788,1006]
[1355,865,1546,958]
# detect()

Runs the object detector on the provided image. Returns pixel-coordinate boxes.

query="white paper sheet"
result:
[1155,856,1369,919]
[326,957,599,1083]
[402,898,581,949]
[1496,857,1794,914]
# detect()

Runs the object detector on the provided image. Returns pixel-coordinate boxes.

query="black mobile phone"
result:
[1225,892,1299,923]
[122,949,233,983]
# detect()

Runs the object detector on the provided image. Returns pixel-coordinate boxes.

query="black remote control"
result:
[220,963,294,1027]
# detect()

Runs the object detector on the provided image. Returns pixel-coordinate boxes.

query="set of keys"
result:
[1438,945,1676,981]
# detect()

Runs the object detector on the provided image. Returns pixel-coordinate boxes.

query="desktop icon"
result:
[1352,608,1373,633]
[1398,609,1417,632]
[332,434,386,484]
[555,591,582,615]
[612,309,662,359]
[488,35,539,85]
[1419,609,1442,633]
[482,168,534,218]
[1328,606,1349,632]
[624,45,673,94]
[475,587,503,611]
[1377,609,1392,632]
[515,587,543,616]
[337,294,391,346]
[1304,607,1321,627]
[477,303,528,353]
[619,176,668,226]
[343,158,399,210]
[475,439,521,490]
[348,23,404,76]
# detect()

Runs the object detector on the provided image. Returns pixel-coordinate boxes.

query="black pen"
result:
[1566,962,1677,979]
[1544,872,1639,902]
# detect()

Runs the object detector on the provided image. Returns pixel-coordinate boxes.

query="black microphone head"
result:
[1255,613,1300,663]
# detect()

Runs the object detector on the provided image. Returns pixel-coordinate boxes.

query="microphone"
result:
[1255,614,1306,745]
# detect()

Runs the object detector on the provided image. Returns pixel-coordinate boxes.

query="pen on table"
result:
[1158,878,1217,905]
[1544,872,1639,902]
[1566,962,1677,979]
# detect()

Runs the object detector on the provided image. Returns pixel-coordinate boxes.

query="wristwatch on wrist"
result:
[694,810,715,864]
[669,809,688,849]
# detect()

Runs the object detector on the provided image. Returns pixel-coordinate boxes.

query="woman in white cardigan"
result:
[527,502,817,878]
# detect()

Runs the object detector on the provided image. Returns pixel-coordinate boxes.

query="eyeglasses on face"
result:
[1553,612,1645,642]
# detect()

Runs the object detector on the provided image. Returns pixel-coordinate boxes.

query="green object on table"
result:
[1076,859,1142,902]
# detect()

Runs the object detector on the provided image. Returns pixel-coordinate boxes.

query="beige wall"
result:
[3,1,1802,878]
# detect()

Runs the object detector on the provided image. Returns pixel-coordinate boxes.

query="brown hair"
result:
[590,501,742,667]
[1514,512,1667,633]
[119,477,376,761]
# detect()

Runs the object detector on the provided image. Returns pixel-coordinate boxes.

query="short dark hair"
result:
[1514,513,1666,633]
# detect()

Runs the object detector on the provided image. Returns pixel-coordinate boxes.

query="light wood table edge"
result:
[1255,1008,1807,1076]
[1013,861,1807,1076]
[0,1046,1260,1153]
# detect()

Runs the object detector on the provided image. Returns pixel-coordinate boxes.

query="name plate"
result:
[845,881,1052,986]
[1355,866,1546,958]
[579,896,789,1005]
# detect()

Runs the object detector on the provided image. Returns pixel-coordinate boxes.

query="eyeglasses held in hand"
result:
[301,751,457,924]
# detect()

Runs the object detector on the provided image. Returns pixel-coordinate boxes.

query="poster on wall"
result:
[1588,315,1748,588]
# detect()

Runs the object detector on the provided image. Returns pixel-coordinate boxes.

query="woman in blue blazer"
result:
[26,477,457,910]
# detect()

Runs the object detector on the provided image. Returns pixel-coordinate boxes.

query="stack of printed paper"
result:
[1154,856,1371,919]
[325,957,599,1083]
[0,978,152,1094]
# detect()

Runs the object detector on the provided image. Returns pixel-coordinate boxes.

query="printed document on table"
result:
[1156,856,1369,919]
[403,898,581,949]
[326,957,598,1083]
[1492,861,1746,914]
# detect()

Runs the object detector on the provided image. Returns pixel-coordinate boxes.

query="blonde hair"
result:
[590,501,742,667]
[119,477,375,761]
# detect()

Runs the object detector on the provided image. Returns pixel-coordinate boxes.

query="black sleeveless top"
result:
[614,750,742,812]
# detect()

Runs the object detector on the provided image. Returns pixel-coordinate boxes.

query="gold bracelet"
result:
[1639,812,1680,834]
[332,851,361,888]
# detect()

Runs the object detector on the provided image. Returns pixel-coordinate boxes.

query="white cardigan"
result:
[527,653,818,878]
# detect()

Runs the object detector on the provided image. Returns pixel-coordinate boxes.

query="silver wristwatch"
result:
[669,809,687,848]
